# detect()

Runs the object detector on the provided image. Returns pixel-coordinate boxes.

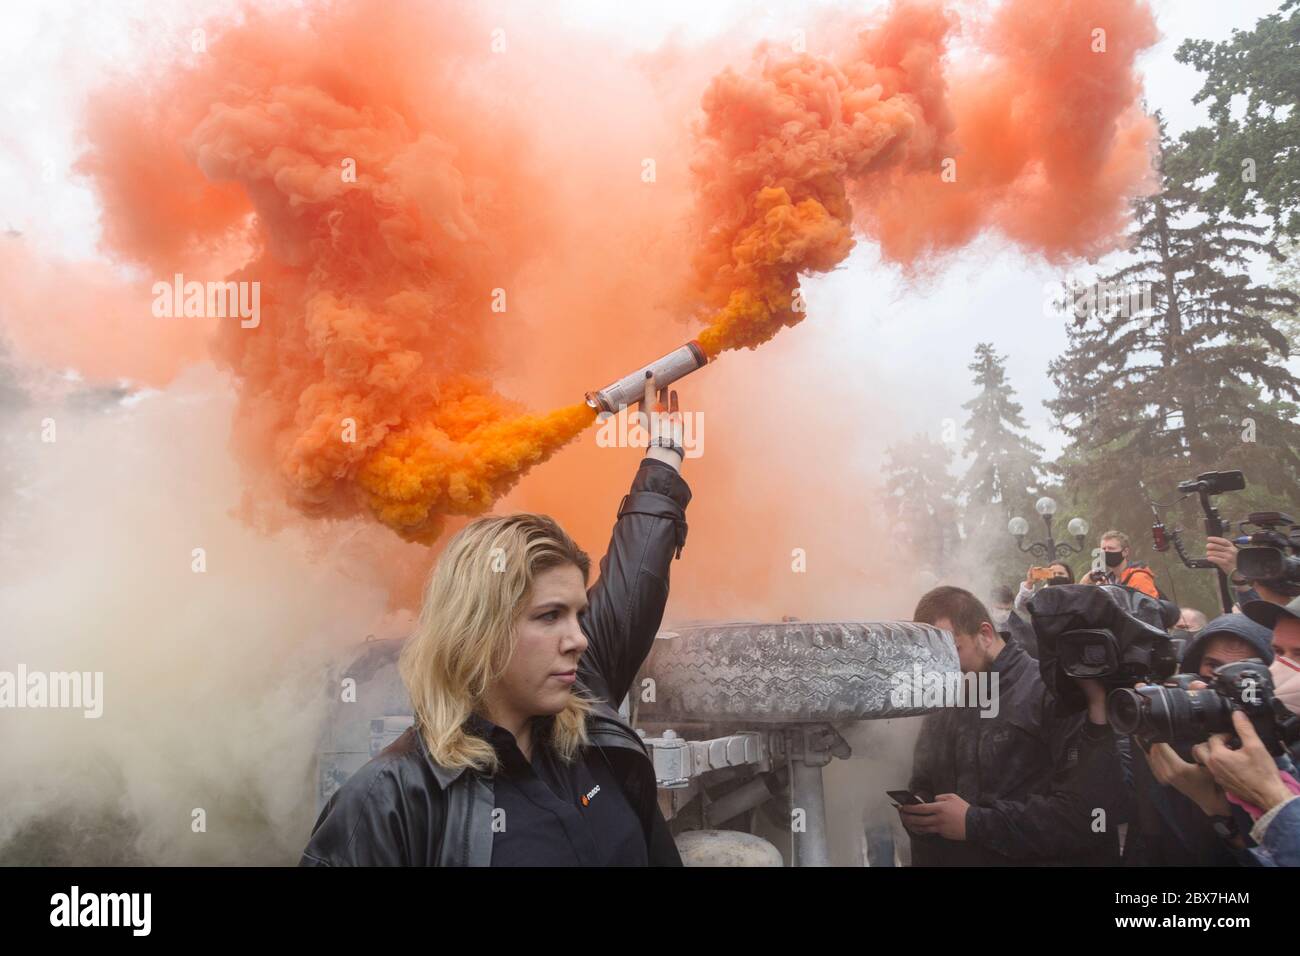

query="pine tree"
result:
[882,433,959,576]
[1173,0,1300,238]
[1257,237,1300,353]
[959,343,1044,562]
[1047,129,1300,611]
[958,343,1047,590]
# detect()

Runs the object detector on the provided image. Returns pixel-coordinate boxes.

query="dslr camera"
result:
[1108,660,1300,756]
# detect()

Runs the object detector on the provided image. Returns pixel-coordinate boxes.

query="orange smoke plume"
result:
[75,3,600,543]
[63,0,1157,542]
[687,0,1158,357]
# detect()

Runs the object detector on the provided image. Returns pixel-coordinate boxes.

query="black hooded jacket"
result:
[299,457,691,866]
[1117,613,1275,867]
[907,641,1124,865]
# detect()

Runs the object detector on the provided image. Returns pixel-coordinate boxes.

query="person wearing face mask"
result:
[1169,608,1208,665]
[1237,598,1300,866]
[1141,599,1300,867]
[1122,614,1278,866]
[1173,607,1208,636]
[1271,653,1300,767]
[1088,530,1160,598]
[1273,655,1300,709]
[1245,595,1300,769]
[300,380,692,867]
[988,585,1016,630]
[1014,562,1075,614]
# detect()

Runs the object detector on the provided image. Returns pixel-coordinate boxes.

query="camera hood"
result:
[1029,584,1176,639]
[1028,584,1178,713]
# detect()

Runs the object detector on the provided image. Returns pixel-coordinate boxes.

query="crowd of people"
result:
[299,397,1299,867]
[900,528,1300,867]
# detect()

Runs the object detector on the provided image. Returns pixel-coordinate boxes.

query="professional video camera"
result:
[1150,471,1300,600]
[1235,512,1300,598]
[1108,660,1300,757]
[1149,471,1244,613]
[1028,583,1181,714]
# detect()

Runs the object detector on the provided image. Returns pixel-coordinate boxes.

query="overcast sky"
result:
[1,0,1288,463]
[556,0,1289,463]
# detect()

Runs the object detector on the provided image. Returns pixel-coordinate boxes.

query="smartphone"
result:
[886,789,925,807]
[1028,566,1054,582]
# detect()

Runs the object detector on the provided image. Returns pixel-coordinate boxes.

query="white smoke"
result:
[0,363,395,864]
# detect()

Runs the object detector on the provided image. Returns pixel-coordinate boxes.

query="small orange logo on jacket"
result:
[581,785,600,806]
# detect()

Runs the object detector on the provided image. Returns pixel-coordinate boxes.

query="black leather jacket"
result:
[300,457,691,866]
[907,642,1124,865]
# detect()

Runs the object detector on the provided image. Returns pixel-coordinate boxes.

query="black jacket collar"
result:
[416,696,648,791]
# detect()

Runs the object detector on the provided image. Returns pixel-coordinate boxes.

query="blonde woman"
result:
[301,381,690,866]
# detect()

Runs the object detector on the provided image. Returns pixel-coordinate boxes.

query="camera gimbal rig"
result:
[1149,471,1245,615]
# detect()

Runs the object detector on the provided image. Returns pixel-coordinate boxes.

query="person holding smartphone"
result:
[1013,562,1075,614]
[899,586,1123,866]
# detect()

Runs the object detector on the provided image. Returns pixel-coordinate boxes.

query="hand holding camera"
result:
[1108,660,1300,757]
[1204,536,1239,580]
[1145,739,1231,818]
[1193,710,1295,815]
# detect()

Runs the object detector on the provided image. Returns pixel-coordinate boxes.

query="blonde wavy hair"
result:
[400,513,595,774]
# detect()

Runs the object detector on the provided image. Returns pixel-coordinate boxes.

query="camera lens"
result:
[1106,683,1234,743]
[1178,688,1234,740]
[1106,686,1181,738]
[1107,688,1145,735]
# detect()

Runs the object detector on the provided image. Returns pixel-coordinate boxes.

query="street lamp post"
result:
[1008,497,1089,562]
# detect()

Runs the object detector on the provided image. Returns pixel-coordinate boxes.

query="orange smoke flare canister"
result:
[584,341,709,415]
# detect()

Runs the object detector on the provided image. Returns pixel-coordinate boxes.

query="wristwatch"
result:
[649,436,684,460]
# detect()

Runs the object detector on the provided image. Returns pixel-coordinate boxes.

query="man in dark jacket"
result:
[300,408,692,866]
[902,586,1122,865]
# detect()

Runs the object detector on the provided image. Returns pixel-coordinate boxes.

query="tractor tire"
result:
[638,620,957,723]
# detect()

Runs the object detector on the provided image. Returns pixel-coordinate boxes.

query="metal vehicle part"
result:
[315,620,959,865]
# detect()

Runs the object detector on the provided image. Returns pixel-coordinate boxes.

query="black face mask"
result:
[1104,550,1125,568]
[1048,575,1071,586]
